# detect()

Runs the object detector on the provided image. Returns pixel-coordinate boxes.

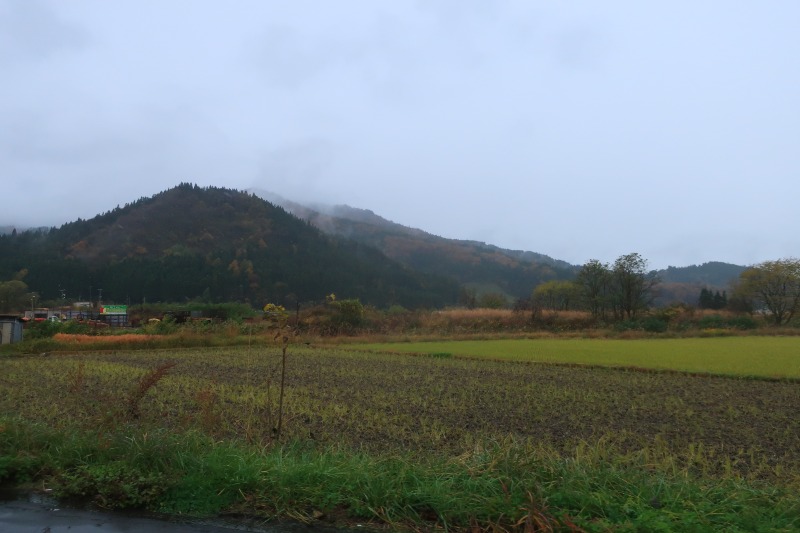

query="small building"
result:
[100,305,128,327]
[0,315,24,345]
[24,308,62,322]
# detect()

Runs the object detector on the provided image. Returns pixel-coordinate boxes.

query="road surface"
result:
[0,492,357,533]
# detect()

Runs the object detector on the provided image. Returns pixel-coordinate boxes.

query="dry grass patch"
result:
[53,333,160,344]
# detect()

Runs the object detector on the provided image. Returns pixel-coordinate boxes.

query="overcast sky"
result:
[2,1,798,269]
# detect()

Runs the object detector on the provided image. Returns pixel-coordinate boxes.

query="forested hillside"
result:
[653,262,746,306]
[0,185,459,308]
[253,190,577,300]
[656,262,746,286]
[2,186,752,311]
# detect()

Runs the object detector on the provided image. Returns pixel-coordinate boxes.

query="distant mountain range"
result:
[656,262,746,285]
[250,189,577,300]
[0,185,748,308]
[251,190,747,305]
[652,262,746,307]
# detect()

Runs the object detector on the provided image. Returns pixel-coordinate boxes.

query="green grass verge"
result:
[351,337,800,378]
[1,417,798,532]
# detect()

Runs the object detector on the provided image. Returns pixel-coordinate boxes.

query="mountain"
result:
[652,262,747,306]
[252,190,754,307]
[655,262,747,286]
[251,190,577,301]
[0,184,459,308]
[2,185,751,310]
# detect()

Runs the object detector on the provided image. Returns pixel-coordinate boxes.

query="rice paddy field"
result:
[2,339,800,530]
[352,337,800,378]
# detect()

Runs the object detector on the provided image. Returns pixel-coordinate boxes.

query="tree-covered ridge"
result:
[253,191,759,307]
[45,184,294,263]
[651,262,747,306]
[253,190,577,299]
[656,262,746,286]
[0,184,459,308]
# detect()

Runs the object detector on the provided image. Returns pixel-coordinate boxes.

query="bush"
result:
[697,314,758,331]
[727,316,758,330]
[23,320,62,339]
[334,299,365,330]
[386,305,408,316]
[60,321,93,335]
[143,316,179,335]
[614,320,640,332]
[641,317,668,333]
[699,315,726,329]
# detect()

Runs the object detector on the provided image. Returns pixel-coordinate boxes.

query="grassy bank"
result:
[2,418,798,532]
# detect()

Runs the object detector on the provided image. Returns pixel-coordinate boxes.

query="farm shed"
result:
[0,315,24,345]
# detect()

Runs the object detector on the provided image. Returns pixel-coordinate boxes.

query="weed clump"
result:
[127,362,177,420]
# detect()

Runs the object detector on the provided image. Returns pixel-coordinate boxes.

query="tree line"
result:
[527,253,658,321]
[526,254,800,327]
[698,288,727,310]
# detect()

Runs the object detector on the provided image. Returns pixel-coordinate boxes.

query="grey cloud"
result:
[254,25,336,88]
[0,0,88,66]
[3,1,799,269]
[258,139,337,198]
[553,27,605,69]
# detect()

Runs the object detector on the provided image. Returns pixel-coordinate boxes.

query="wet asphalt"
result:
[0,491,357,533]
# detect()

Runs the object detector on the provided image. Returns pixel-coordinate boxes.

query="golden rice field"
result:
[1,343,799,484]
